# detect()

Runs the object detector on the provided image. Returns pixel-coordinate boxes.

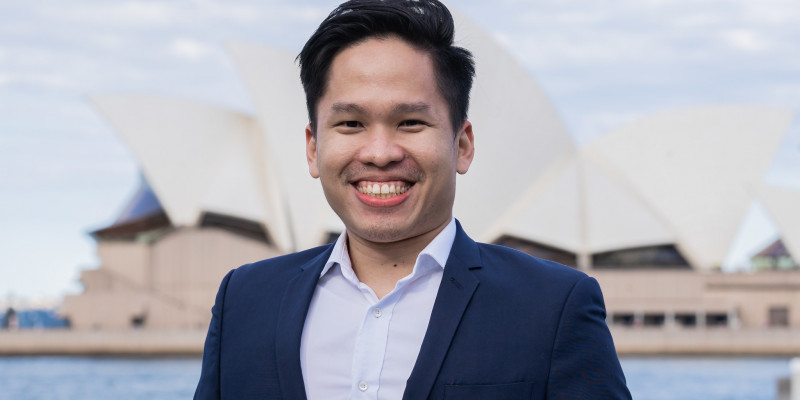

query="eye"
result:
[335,120,363,132]
[399,120,425,129]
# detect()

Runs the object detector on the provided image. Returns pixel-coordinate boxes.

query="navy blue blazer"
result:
[195,222,631,399]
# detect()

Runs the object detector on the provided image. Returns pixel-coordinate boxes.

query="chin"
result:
[349,220,413,243]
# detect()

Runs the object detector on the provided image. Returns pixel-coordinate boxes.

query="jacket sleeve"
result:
[546,276,632,399]
[194,269,235,400]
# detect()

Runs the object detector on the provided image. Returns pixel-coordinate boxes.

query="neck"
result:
[346,218,451,299]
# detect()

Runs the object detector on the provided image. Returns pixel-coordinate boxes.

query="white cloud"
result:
[15,48,63,69]
[91,35,125,50]
[518,8,609,26]
[278,5,331,23]
[39,1,178,26]
[722,29,770,52]
[190,0,264,24]
[743,0,800,25]
[0,73,71,88]
[0,70,77,89]
[169,38,214,61]
[765,84,800,107]
[19,73,74,89]
[672,12,725,28]
[504,31,652,69]
[36,0,272,28]
[499,0,800,68]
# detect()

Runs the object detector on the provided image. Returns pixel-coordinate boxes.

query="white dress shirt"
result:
[300,218,456,400]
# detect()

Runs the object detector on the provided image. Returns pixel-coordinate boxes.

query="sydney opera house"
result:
[59,14,800,353]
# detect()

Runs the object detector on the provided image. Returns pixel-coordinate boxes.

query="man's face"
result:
[306,36,474,244]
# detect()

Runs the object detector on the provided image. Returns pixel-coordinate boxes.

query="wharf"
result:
[611,327,800,356]
[3,328,800,356]
[0,330,205,356]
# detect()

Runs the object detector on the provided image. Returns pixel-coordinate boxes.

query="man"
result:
[195,0,631,399]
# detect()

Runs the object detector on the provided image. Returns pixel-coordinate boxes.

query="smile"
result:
[355,181,411,199]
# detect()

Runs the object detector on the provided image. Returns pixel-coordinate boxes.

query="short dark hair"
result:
[297,0,475,136]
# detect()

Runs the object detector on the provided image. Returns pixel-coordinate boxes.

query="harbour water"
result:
[0,356,790,399]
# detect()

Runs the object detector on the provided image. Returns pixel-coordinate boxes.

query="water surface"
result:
[0,356,789,399]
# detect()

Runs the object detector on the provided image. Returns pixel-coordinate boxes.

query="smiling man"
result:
[194,1,631,399]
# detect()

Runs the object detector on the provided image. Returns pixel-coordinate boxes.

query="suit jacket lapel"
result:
[275,246,332,400]
[403,222,482,400]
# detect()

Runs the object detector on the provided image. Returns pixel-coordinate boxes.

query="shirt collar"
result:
[320,217,457,279]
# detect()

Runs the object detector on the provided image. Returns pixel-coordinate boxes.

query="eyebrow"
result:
[328,102,432,116]
[392,102,430,115]
[330,103,368,115]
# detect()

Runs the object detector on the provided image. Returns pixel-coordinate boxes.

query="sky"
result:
[1,0,799,303]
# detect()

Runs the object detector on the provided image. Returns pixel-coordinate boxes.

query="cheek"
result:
[423,141,458,169]
[316,149,359,187]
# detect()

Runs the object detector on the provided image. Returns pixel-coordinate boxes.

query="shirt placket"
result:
[350,291,398,400]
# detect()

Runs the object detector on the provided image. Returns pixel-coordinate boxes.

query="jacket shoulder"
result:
[237,244,330,272]
[224,244,332,288]
[475,242,587,283]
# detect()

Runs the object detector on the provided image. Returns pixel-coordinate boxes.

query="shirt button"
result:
[359,381,368,391]
[373,308,382,318]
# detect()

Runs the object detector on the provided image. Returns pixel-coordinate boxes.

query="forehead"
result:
[319,36,446,116]
[330,37,434,91]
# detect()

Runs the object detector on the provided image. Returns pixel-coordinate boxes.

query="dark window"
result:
[612,313,635,326]
[706,313,728,327]
[131,314,147,329]
[769,307,790,327]
[324,231,341,244]
[643,314,665,327]
[675,313,697,327]
[493,235,578,268]
[200,212,271,243]
[592,244,692,269]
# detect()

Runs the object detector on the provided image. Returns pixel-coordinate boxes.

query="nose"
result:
[358,127,405,167]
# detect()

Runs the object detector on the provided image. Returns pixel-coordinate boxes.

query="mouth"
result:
[355,180,413,200]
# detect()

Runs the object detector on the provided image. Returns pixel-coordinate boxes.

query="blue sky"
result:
[1,0,799,302]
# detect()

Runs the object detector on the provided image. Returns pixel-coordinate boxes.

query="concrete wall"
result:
[61,227,278,331]
[97,241,151,288]
[593,270,800,329]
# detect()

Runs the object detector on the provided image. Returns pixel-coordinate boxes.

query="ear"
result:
[455,120,474,175]
[306,124,320,179]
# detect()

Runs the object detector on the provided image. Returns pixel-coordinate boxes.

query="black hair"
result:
[297,0,475,136]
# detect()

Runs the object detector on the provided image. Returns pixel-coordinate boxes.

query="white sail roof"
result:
[90,96,289,250]
[757,184,800,262]
[226,42,337,251]
[499,150,676,258]
[452,13,578,241]
[583,105,793,269]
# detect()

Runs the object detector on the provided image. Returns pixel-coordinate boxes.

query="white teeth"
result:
[358,182,410,198]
